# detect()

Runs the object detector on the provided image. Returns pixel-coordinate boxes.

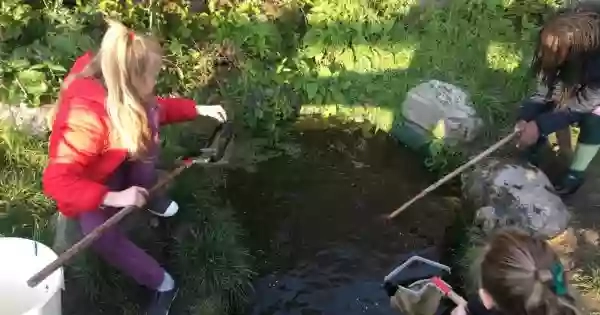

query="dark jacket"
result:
[517,83,600,137]
[465,295,503,315]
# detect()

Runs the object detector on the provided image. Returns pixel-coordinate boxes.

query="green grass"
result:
[0,127,53,243]
[1,0,590,314]
[573,264,600,300]
[0,124,252,315]
[294,0,547,130]
[293,0,560,173]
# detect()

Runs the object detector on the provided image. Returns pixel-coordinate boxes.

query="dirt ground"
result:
[540,134,600,314]
[549,167,600,314]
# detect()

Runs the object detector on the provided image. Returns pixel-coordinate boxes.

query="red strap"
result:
[182,157,193,167]
[431,276,451,295]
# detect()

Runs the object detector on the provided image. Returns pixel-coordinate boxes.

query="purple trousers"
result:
[78,158,165,289]
[78,104,165,289]
[79,207,165,289]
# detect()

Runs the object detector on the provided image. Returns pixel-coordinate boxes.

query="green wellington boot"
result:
[554,170,585,197]
[555,113,600,197]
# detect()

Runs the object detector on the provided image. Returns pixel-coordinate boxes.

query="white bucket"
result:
[0,237,63,315]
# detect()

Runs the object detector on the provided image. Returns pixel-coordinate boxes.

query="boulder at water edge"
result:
[391,80,483,152]
[461,157,570,239]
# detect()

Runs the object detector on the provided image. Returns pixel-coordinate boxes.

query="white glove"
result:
[196,105,227,123]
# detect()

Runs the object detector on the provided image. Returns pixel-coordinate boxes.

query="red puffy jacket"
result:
[43,52,199,217]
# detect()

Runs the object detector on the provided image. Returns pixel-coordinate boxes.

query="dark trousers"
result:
[519,100,600,146]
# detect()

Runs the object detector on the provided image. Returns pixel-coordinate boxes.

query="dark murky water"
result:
[226,121,461,315]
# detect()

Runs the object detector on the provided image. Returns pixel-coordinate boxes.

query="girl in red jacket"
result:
[43,20,226,315]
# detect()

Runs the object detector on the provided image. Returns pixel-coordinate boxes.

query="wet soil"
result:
[225,121,462,315]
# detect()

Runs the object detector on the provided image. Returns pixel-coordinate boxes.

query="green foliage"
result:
[168,170,254,314]
[0,0,97,106]
[0,0,561,141]
[292,0,560,173]
[0,127,53,242]
[0,0,297,135]
[0,0,576,312]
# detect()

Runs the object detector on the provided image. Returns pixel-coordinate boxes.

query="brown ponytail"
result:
[477,228,581,315]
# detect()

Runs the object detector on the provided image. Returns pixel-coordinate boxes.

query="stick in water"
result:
[387,130,519,220]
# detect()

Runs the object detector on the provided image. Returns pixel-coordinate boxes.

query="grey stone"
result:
[0,103,52,136]
[401,80,483,145]
[461,157,571,239]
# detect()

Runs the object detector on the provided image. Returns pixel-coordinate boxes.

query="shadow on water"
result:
[224,118,463,315]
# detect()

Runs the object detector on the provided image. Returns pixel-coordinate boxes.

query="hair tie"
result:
[536,269,552,283]
[128,30,135,41]
[550,262,568,296]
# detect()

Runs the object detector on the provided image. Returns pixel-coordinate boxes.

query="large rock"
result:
[461,157,570,239]
[391,80,483,152]
[0,103,52,136]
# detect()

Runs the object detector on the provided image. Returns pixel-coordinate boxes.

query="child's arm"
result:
[534,111,578,137]
[42,104,109,217]
[517,82,577,137]
[156,96,199,125]
[156,96,227,125]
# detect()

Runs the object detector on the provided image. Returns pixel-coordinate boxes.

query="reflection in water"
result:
[251,245,390,315]
[250,246,449,315]
[225,122,460,315]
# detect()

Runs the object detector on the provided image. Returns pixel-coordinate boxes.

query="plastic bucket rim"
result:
[0,237,63,315]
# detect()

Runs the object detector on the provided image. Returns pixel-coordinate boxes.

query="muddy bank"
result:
[224,121,463,314]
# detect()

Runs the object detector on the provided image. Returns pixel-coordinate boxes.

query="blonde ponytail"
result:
[97,19,163,158]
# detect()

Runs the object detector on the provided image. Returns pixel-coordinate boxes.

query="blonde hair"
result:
[475,228,581,315]
[55,19,163,158]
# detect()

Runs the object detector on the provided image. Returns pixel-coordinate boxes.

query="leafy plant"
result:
[0,1,581,312]
[0,0,97,106]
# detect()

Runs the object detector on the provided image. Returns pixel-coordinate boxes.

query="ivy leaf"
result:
[331,88,346,105]
[17,69,48,95]
[305,82,319,101]
[18,69,45,84]
[303,44,323,58]
[29,64,46,70]
[45,63,67,73]
[8,58,29,68]
[46,34,78,57]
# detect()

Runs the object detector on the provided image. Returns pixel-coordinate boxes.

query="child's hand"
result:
[515,120,527,132]
[516,121,540,148]
[102,186,149,208]
[451,304,468,315]
[197,105,227,123]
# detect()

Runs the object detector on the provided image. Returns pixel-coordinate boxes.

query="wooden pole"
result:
[27,163,189,288]
[387,131,519,220]
[28,121,233,288]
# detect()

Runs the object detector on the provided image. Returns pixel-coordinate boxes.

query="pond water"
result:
[225,120,462,315]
